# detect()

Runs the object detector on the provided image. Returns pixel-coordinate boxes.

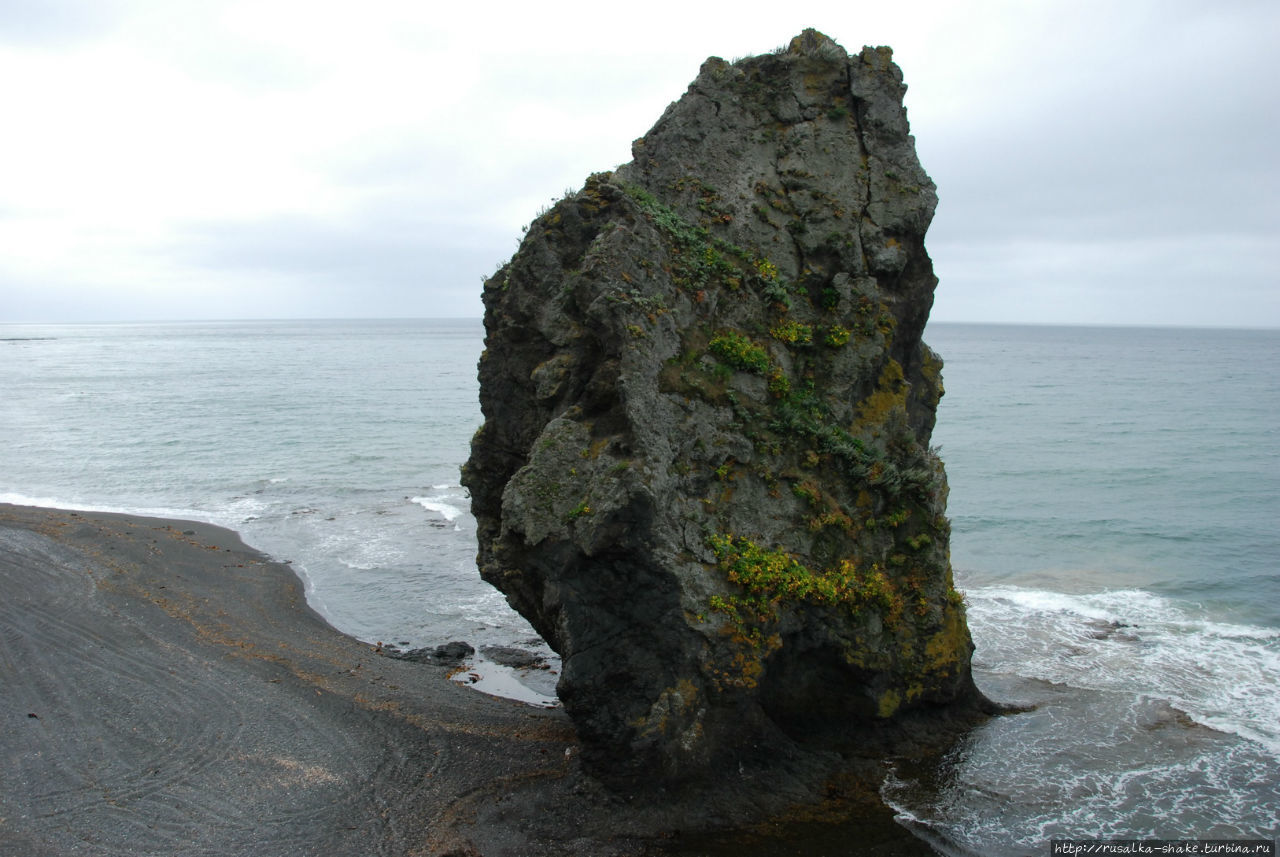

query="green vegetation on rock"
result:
[707,534,904,639]
[708,331,770,374]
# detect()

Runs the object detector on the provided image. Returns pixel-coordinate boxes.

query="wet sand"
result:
[0,504,937,856]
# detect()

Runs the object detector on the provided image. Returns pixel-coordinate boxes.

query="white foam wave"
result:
[410,495,464,529]
[312,528,405,573]
[880,775,986,857]
[883,695,1280,852]
[450,590,519,625]
[1,491,220,527]
[967,585,1280,755]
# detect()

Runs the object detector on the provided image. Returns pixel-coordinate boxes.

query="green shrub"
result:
[824,325,851,347]
[767,366,791,397]
[770,320,812,345]
[753,257,780,280]
[707,534,904,626]
[709,331,770,374]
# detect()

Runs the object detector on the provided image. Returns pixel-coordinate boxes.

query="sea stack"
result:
[463,29,983,785]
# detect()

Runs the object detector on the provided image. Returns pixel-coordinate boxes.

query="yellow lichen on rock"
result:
[856,358,909,430]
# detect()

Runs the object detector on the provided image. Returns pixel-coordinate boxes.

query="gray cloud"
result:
[175,207,497,316]
[0,1,1275,327]
[910,1,1279,325]
[0,0,128,46]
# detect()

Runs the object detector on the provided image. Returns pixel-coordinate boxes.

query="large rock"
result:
[462,29,984,786]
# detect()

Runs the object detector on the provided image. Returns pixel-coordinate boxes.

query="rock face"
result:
[462,30,982,785]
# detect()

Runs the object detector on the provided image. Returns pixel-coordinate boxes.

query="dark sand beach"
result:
[0,504,935,856]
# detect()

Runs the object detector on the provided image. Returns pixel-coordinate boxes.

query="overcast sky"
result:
[0,0,1275,326]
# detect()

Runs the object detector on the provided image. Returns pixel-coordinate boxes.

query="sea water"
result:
[893,324,1280,852]
[2,319,1276,850]
[0,318,552,702]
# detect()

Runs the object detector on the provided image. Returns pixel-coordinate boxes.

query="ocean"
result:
[2,318,1276,851]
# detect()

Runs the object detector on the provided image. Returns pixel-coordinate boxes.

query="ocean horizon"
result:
[3,318,1276,852]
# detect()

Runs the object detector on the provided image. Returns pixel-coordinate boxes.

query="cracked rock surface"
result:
[463,29,986,787]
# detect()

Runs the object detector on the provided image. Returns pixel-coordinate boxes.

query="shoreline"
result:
[0,503,938,856]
